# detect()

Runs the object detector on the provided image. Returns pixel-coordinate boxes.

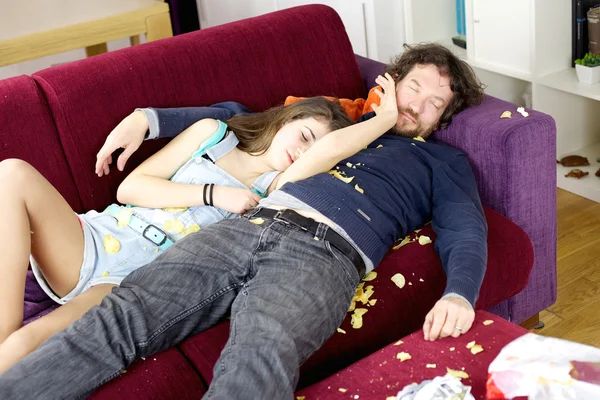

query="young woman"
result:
[0,96,355,373]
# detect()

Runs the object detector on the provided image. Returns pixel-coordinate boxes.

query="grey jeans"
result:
[0,214,360,399]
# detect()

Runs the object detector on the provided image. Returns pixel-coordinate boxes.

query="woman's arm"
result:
[272,74,398,191]
[116,119,220,208]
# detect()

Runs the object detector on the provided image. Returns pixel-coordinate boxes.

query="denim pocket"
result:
[324,240,360,288]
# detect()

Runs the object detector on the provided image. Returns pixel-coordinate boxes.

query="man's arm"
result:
[142,102,252,140]
[95,102,251,176]
[423,153,488,341]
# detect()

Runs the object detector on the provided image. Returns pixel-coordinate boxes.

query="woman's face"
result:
[267,117,331,171]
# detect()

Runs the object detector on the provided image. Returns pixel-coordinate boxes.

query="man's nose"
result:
[408,96,425,114]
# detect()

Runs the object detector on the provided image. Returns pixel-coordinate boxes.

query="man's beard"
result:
[390,107,434,139]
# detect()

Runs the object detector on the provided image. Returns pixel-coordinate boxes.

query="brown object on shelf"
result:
[565,169,590,179]
[590,7,600,54]
[596,167,600,177]
[558,155,590,167]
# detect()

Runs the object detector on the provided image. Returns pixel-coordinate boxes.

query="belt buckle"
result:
[142,224,168,247]
[272,210,289,225]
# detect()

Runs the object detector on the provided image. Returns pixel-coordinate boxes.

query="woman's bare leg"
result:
[0,159,84,342]
[0,284,115,374]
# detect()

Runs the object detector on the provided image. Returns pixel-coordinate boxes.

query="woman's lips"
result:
[286,151,294,165]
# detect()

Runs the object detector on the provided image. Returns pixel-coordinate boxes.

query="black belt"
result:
[247,208,366,279]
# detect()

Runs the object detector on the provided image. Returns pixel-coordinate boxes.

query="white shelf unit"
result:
[405,0,600,202]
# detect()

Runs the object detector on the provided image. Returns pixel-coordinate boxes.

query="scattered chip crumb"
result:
[483,320,494,325]
[408,282,413,286]
[466,341,476,349]
[296,397,305,400]
[116,208,134,227]
[183,224,200,236]
[249,218,265,225]
[391,273,406,289]
[376,144,384,148]
[419,278,424,282]
[413,136,425,142]
[500,111,512,119]
[368,299,377,306]
[393,340,404,346]
[386,397,396,400]
[337,328,346,334]
[153,248,158,253]
[328,169,355,184]
[346,162,353,167]
[411,143,416,146]
[164,219,184,234]
[517,107,529,117]
[121,369,127,374]
[470,344,484,354]
[392,236,412,250]
[449,347,455,351]
[418,235,432,245]
[313,237,320,241]
[103,234,121,254]
[426,364,437,368]
[355,184,364,194]
[446,367,469,379]
[101,271,109,277]
[351,308,368,329]
[162,206,188,213]
[354,396,360,399]
[363,271,377,281]
[396,352,412,362]
[338,388,347,393]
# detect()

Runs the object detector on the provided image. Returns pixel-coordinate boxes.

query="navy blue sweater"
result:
[152,106,488,306]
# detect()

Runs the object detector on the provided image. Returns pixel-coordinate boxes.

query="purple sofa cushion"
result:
[32,5,366,213]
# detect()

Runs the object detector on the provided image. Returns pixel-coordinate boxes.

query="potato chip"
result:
[346,162,353,167]
[116,208,133,227]
[419,278,424,282]
[391,273,406,289]
[183,224,200,236]
[351,308,368,329]
[354,184,364,194]
[103,234,121,254]
[162,207,188,213]
[368,299,377,306]
[328,169,354,184]
[392,236,411,250]
[337,328,346,334]
[418,235,432,245]
[466,341,475,349]
[363,271,377,281]
[413,136,426,142]
[396,352,411,361]
[376,144,384,148]
[296,397,306,400]
[393,340,404,346]
[101,271,110,277]
[470,344,484,354]
[483,320,494,325]
[386,397,397,400]
[449,347,455,351]
[348,301,356,312]
[446,368,469,379]
[358,285,374,304]
[426,364,437,368]
[164,219,184,234]
[249,218,264,225]
[500,111,512,119]
[517,107,529,117]
[338,388,347,393]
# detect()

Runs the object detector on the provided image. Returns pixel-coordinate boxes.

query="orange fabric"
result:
[284,86,382,121]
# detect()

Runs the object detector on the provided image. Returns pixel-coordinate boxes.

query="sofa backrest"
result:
[32,4,366,212]
[0,75,82,211]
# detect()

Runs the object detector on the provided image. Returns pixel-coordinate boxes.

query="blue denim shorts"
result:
[30,210,166,304]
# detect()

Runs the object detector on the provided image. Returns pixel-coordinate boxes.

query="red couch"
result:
[1,5,554,398]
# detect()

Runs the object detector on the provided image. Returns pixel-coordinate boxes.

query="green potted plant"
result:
[575,53,600,84]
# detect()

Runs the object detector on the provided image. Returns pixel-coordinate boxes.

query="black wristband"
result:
[203,184,209,206]
[209,184,215,207]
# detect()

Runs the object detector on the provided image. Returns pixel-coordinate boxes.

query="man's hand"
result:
[95,110,149,177]
[423,297,475,341]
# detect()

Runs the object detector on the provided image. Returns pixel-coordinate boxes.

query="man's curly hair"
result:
[386,43,485,130]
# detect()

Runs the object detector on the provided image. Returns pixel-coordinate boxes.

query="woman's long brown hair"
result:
[225,97,353,155]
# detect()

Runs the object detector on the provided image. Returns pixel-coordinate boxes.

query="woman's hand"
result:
[212,186,262,214]
[371,73,399,122]
[95,110,149,177]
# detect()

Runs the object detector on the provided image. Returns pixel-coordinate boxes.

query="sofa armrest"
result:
[354,54,557,323]
[436,96,557,323]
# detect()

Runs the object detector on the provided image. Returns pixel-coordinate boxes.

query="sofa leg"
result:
[519,312,544,330]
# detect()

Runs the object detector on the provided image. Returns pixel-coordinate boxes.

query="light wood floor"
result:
[535,189,600,348]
